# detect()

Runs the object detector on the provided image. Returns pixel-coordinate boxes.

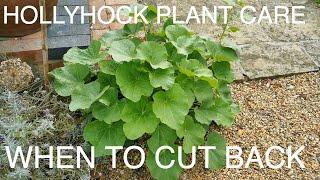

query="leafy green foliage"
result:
[121,97,160,140]
[147,124,177,153]
[63,40,107,65]
[136,41,171,69]
[109,39,136,62]
[50,5,239,180]
[206,132,227,169]
[153,84,192,130]
[149,67,175,90]
[49,64,89,97]
[69,82,108,111]
[83,121,126,157]
[213,61,234,83]
[176,116,206,153]
[116,62,153,102]
[146,146,184,180]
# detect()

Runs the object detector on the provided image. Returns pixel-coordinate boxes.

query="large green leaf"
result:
[116,62,153,102]
[178,59,212,78]
[123,22,144,35]
[217,82,233,101]
[109,39,136,62]
[212,97,238,127]
[50,64,89,97]
[152,84,192,130]
[194,99,215,125]
[175,74,195,102]
[206,41,238,62]
[92,101,124,124]
[99,60,119,76]
[97,72,117,88]
[176,76,214,115]
[176,116,206,154]
[121,97,160,140]
[172,36,196,55]
[147,124,177,153]
[69,81,108,111]
[212,61,234,83]
[136,41,171,69]
[149,67,175,90]
[63,40,107,65]
[146,146,183,180]
[178,59,218,88]
[83,121,126,157]
[100,30,126,48]
[193,80,213,103]
[165,25,192,41]
[98,87,118,106]
[206,131,226,169]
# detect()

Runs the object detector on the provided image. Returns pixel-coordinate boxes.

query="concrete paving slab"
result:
[301,40,320,67]
[239,42,319,79]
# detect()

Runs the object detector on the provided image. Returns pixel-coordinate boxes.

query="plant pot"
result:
[0,0,58,37]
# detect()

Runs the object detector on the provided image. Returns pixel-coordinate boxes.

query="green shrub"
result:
[50,5,239,179]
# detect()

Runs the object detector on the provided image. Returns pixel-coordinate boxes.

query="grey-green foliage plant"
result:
[50,5,239,180]
[0,88,90,179]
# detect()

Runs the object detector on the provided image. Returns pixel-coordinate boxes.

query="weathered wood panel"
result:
[0,39,42,53]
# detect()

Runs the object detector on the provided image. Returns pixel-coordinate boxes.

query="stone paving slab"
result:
[239,42,319,79]
[301,40,320,67]
[231,61,245,80]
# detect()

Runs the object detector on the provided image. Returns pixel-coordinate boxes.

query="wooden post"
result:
[39,0,49,86]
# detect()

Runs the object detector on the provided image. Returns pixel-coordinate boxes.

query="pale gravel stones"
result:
[239,42,319,79]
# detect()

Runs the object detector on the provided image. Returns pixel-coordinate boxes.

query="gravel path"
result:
[104,72,320,179]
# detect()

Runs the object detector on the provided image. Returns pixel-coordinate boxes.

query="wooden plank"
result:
[48,24,90,37]
[48,59,64,70]
[57,6,88,16]
[48,35,91,49]
[8,50,43,65]
[22,32,42,40]
[58,0,88,6]
[55,15,89,24]
[40,0,49,86]
[0,39,42,53]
